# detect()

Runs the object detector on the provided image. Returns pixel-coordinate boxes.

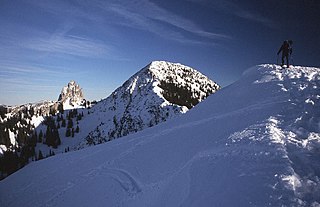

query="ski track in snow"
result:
[43,166,142,207]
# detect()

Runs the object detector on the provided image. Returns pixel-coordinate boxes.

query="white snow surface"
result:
[1,64,320,206]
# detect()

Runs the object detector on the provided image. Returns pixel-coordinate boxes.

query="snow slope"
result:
[0,64,319,207]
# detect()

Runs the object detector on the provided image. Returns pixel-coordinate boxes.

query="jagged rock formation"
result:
[58,80,85,109]
[0,80,86,156]
[0,80,88,179]
[81,61,220,147]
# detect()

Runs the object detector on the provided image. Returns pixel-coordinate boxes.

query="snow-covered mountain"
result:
[0,61,219,179]
[1,64,319,206]
[81,61,219,147]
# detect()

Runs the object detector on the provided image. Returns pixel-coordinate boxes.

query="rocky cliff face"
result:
[58,80,85,109]
[0,80,86,155]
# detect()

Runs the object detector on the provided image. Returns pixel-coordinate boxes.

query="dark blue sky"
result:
[1,0,319,105]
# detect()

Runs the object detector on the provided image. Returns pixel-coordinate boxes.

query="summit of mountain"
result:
[79,60,220,147]
[58,80,86,110]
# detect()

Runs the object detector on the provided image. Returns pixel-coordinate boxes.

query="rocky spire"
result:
[58,80,85,108]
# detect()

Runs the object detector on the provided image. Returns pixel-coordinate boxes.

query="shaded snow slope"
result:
[0,64,319,207]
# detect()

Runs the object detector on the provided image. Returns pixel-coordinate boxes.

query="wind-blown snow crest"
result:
[229,64,320,206]
[0,64,319,207]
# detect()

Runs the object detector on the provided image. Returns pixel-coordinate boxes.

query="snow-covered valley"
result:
[1,64,319,206]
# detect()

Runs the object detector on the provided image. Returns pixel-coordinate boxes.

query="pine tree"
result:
[66,128,71,137]
[38,130,43,143]
[29,131,37,147]
[67,119,73,129]
[71,128,75,137]
[44,117,61,148]
[61,119,66,128]
[53,129,61,148]
[76,125,80,133]
[38,150,43,160]
[29,107,34,117]
[45,125,52,146]
[58,103,64,114]
[1,151,19,175]
[4,129,10,147]
[49,107,56,116]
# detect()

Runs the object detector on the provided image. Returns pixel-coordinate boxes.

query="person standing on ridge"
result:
[277,40,293,68]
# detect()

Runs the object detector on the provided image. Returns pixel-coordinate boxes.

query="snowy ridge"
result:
[80,61,219,147]
[0,65,320,206]
[226,64,320,205]
[0,64,319,206]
